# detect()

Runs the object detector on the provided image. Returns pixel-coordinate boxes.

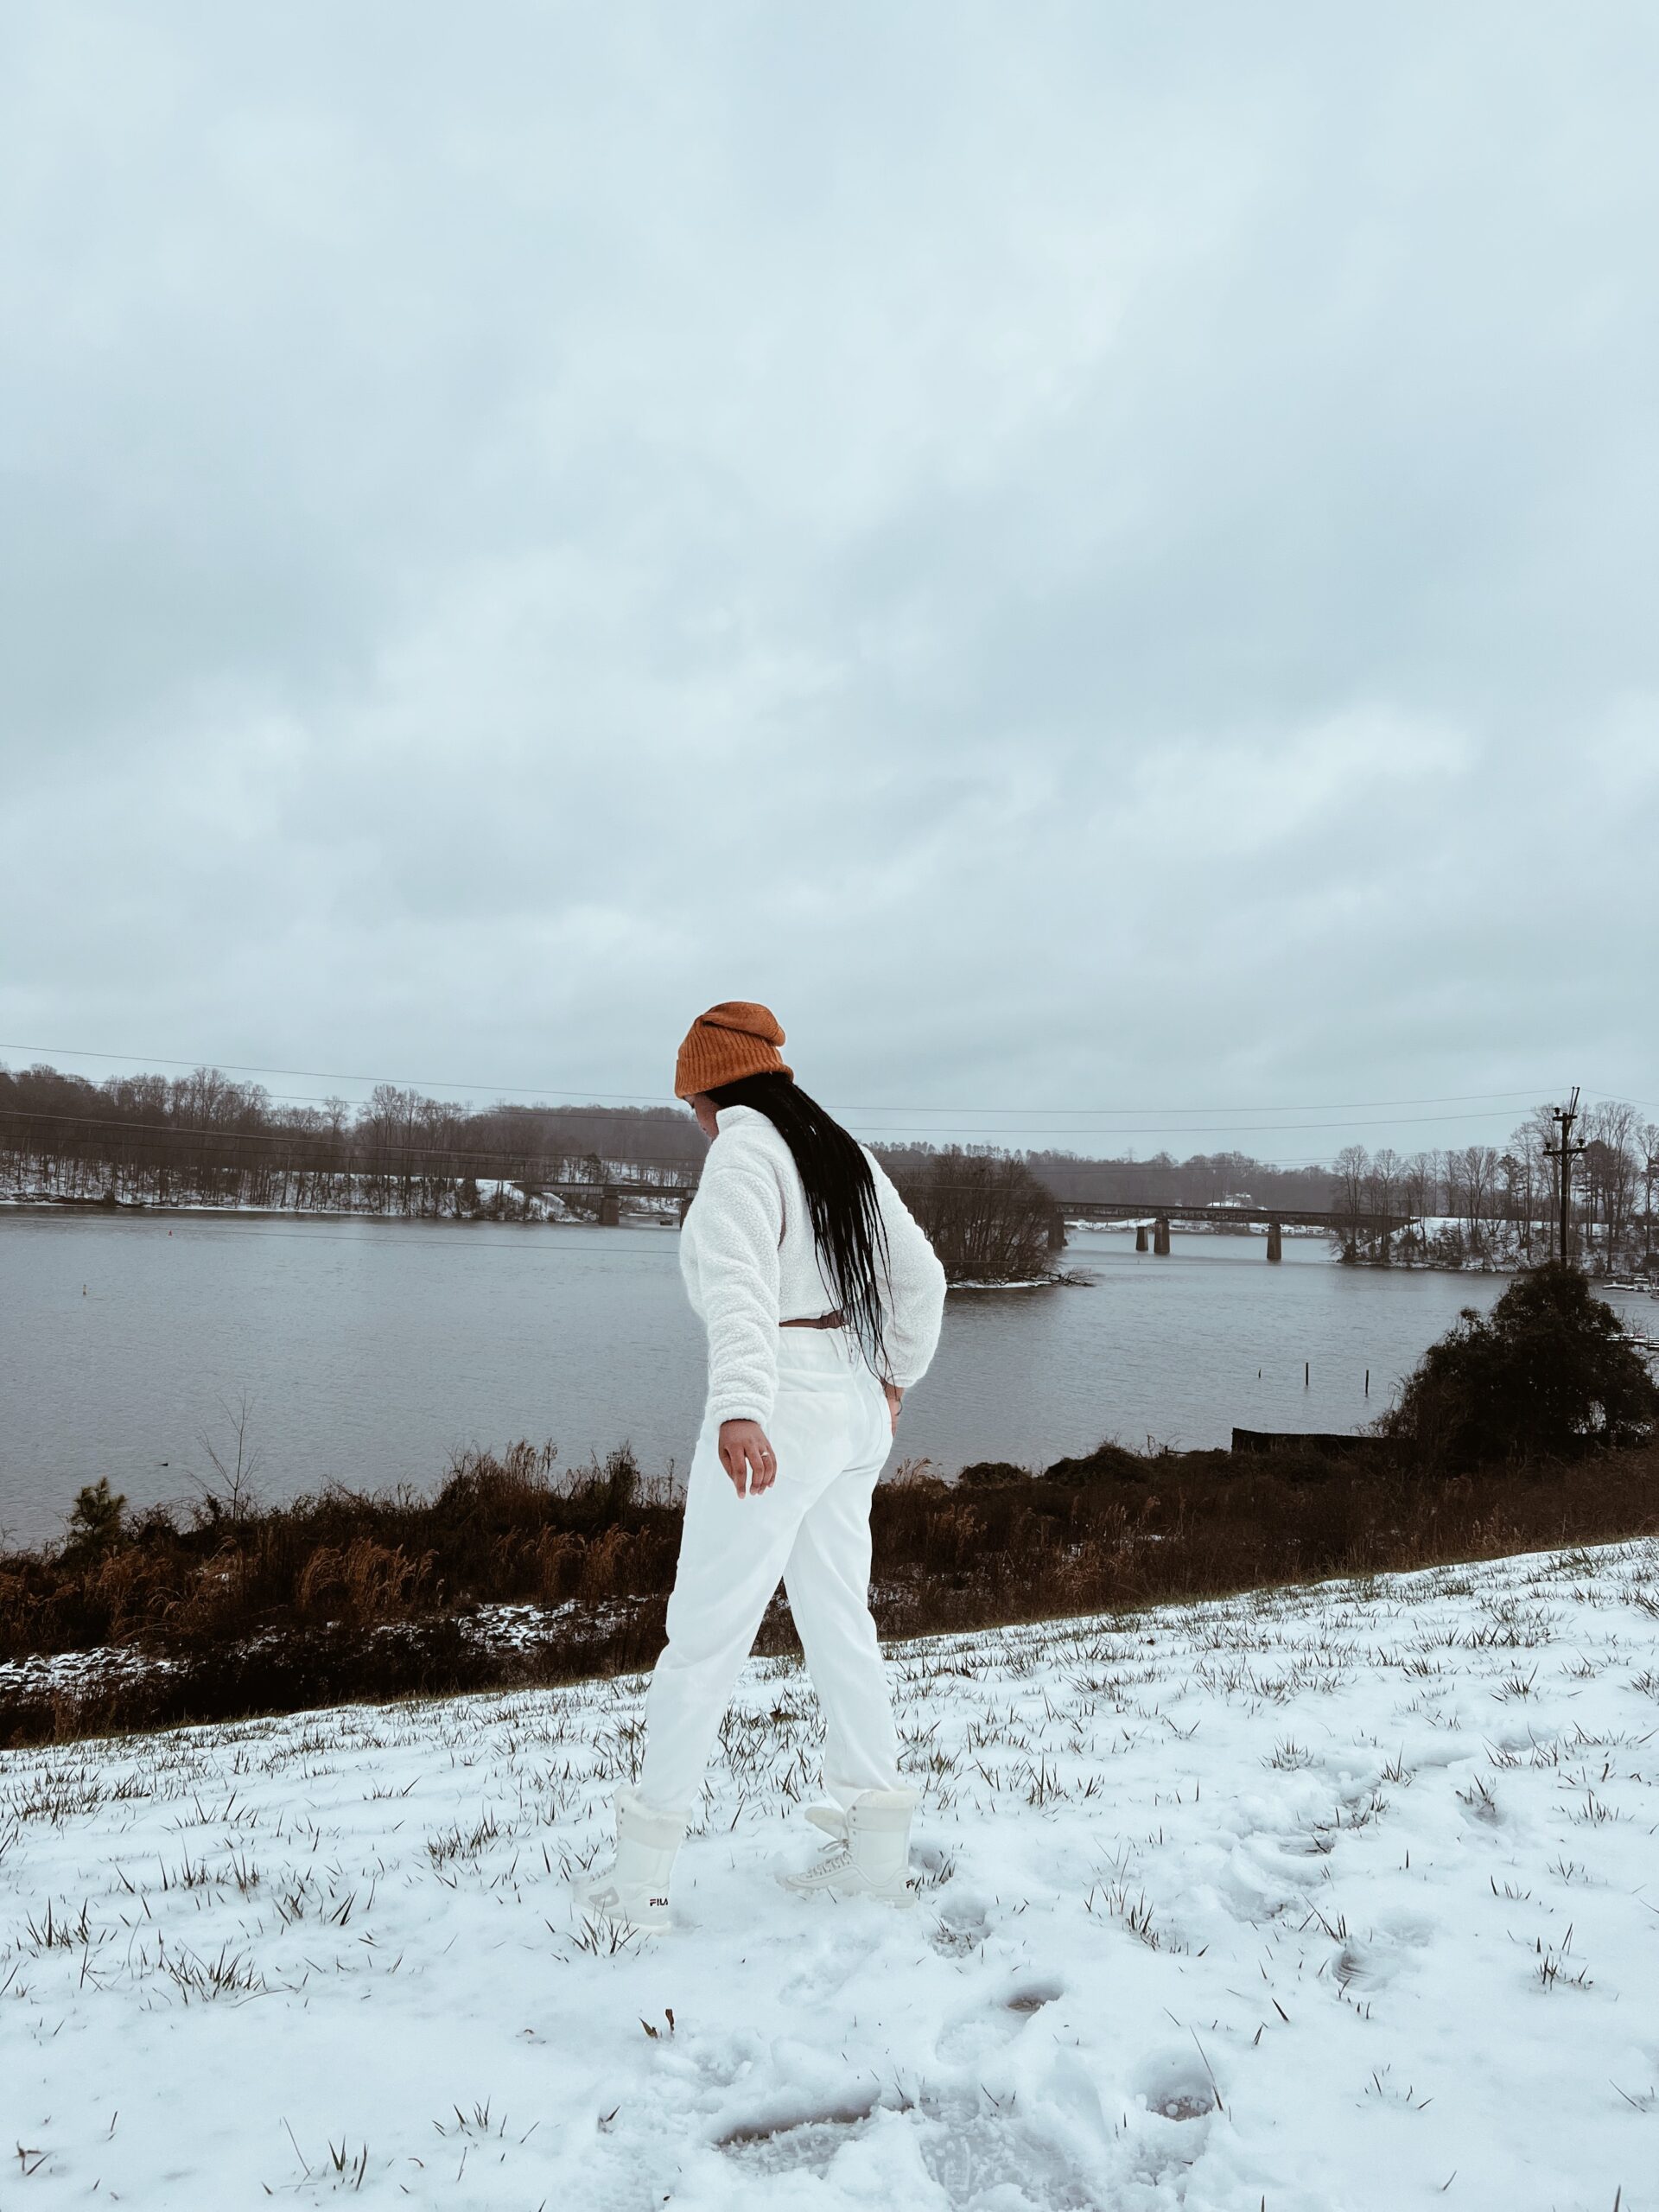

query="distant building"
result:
[1211,1192,1255,1209]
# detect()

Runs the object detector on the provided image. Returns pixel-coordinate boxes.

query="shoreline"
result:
[9,1197,1610,1281]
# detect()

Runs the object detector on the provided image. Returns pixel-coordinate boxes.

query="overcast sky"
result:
[3,3,1656,1163]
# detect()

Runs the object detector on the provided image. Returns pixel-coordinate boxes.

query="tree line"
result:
[4,1059,1652,1277]
[0,1062,702,1221]
[1329,1103,1659,1271]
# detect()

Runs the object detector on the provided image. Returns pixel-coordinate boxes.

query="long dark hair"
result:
[704,1072,893,1379]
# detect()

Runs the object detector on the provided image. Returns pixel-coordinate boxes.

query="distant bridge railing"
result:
[1052,1198,1414,1262]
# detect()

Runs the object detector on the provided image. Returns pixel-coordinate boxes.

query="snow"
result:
[5,1541,1658,2209]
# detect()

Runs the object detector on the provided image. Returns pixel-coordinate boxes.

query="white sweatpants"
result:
[639,1328,902,1818]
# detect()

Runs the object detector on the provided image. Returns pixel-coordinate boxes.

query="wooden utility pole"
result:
[1544,1087,1588,1266]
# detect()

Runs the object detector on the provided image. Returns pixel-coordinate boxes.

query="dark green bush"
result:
[1378,1263,1659,1471]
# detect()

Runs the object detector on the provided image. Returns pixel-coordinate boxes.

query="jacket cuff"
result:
[708,1391,775,1428]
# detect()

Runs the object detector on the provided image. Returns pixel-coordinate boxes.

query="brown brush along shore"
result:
[4,1430,1658,1750]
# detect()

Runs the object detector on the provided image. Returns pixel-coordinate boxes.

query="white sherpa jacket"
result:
[679,1103,948,1428]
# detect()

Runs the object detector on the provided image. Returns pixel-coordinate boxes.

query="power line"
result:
[0,1100,1574,1155]
[0,1040,1569,1119]
[0,1042,664,1104]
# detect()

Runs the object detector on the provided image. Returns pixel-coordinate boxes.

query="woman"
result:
[582,1001,947,1934]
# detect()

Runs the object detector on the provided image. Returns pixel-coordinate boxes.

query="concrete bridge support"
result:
[1153,1213,1171,1256]
[1267,1218,1283,1263]
[599,1186,621,1227]
[1135,1223,1149,1253]
[1046,1207,1067,1253]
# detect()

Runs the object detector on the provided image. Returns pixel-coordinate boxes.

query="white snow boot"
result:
[782,1788,919,1907]
[578,1786,683,1937]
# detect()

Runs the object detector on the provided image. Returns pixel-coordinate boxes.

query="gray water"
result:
[0,1211,1510,1546]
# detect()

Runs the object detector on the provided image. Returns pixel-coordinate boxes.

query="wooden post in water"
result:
[1135,1223,1149,1252]
[1153,1213,1171,1256]
[1266,1218,1283,1263]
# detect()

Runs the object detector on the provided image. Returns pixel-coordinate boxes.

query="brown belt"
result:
[779,1310,846,1329]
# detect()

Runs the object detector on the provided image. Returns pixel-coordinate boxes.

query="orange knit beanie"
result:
[674,1001,793,1099]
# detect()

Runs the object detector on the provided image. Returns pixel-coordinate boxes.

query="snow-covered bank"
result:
[4,1544,1658,2210]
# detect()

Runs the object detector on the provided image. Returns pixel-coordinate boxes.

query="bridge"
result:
[1052,1198,1411,1262]
[523,1175,696,1225]
[523,1179,1409,1266]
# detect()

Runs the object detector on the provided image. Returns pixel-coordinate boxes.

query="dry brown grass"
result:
[4,1435,1657,1747]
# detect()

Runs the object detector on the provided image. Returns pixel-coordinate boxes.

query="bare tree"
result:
[1332,1144,1370,1262]
[190,1391,264,1523]
[1640,1122,1659,1268]
[1582,1099,1638,1271]
[1367,1147,1402,1259]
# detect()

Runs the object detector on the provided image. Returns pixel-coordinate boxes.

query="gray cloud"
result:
[4,3,1656,1156]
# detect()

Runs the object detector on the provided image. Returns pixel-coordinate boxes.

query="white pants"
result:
[639,1329,902,1818]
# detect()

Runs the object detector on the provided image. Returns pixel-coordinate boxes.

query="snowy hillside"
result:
[4,1543,1657,2210]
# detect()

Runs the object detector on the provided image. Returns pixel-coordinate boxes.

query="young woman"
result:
[582,1001,947,1934]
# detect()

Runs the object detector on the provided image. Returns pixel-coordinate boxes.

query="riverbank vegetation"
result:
[891,1148,1058,1283]
[7,1257,1658,1747]
[8,1437,1659,1750]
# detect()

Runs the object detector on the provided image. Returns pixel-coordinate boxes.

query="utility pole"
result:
[1544,1087,1588,1267]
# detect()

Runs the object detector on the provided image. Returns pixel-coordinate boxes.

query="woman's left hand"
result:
[883,1382,904,1436]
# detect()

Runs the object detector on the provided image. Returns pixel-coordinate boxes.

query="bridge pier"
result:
[1046,1206,1067,1253]
[1135,1223,1149,1253]
[1267,1218,1282,1262]
[599,1186,621,1227]
[1153,1213,1171,1257]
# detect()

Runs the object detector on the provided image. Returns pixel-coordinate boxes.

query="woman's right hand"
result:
[718,1419,777,1497]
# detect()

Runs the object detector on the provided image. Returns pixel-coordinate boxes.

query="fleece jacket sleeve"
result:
[869,1153,948,1389]
[690,1151,784,1428]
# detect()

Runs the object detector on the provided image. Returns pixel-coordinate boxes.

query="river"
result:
[0,1210,1512,1546]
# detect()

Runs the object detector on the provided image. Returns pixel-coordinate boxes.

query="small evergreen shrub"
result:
[1378,1262,1659,1471]
[62,1478,127,1560]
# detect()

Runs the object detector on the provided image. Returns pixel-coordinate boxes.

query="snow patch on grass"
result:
[3,1541,1658,2208]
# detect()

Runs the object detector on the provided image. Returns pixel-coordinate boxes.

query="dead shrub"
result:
[7,1430,1659,1747]
[532,1529,579,1602]
[296,1540,434,1624]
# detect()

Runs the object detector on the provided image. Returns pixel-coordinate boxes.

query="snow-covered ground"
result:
[4,1543,1658,2210]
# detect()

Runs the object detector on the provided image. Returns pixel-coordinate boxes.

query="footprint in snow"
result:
[931,1897,991,1956]
[1132,2048,1221,2125]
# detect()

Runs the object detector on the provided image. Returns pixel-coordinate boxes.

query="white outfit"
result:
[677,1103,947,1427]
[639,1104,946,1818]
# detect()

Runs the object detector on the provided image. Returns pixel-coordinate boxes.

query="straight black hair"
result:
[703,1071,893,1381]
